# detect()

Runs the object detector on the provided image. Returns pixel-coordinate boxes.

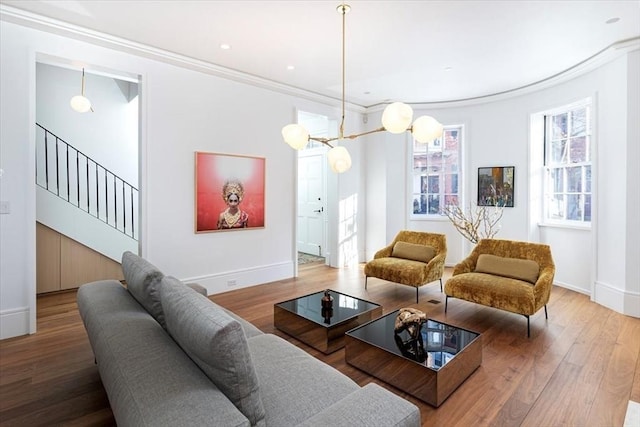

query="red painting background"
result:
[195,152,265,232]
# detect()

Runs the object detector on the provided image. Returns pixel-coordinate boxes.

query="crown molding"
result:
[0,4,366,113]
[2,4,637,113]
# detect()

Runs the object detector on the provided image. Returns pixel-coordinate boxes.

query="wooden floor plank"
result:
[1,264,638,427]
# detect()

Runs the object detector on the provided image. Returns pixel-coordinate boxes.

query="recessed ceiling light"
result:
[444,66,453,71]
[364,91,370,95]
[605,17,620,24]
[220,43,231,50]
[287,65,295,70]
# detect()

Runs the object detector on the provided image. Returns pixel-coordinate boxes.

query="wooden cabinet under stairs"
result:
[37,222,124,294]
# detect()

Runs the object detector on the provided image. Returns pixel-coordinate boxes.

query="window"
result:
[543,103,591,223]
[411,126,462,216]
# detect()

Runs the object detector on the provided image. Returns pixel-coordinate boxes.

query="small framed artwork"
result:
[477,166,515,207]
[195,152,265,232]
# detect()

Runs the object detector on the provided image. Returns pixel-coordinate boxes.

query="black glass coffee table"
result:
[274,290,382,354]
[345,309,482,407]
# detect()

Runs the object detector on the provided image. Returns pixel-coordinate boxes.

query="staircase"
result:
[35,123,138,266]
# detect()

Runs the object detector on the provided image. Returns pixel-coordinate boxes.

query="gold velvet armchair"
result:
[444,238,555,337]
[364,231,447,303]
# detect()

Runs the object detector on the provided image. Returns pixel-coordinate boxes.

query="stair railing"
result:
[35,123,139,241]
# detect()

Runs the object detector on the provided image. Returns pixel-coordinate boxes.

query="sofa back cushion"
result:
[391,241,436,263]
[160,276,265,426]
[121,251,166,327]
[475,254,539,284]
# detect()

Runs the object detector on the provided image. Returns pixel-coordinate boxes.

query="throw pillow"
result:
[121,251,166,327]
[475,254,539,284]
[160,276,266,426]
[391,242,436,263]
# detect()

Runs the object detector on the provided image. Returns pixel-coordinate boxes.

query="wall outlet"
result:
[227,279,237,287]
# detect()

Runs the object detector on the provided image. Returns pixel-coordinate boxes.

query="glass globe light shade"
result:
[281,124,310,150]
[381,102,413,134]
[327,145,352,173]
[412,115,444,143]
[70,95,92,113]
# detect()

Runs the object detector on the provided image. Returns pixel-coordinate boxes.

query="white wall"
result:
[36,62,139,185]
[364,48,640,317]
[1,14,637,340]
[0,20,353,339]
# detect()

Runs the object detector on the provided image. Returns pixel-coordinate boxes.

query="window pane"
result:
[412,125,461,216]
[444,195,459,206]
[567,194,582,220]
[549,194,564,219]
[569,136,587,163]
[413,153,427,173]
[549,168,563,193]
[552,113,568,139]
[412,197,421,214]
[427,152,442,171]
[570,108,587,137]
[428,176,439,193]
[567,167,582,192]
[584,195,591,221]
[428,195,440,214]
[550,139,568,164]
[444,130,459,151]
[445,174,458,193]
[585,166,591,192]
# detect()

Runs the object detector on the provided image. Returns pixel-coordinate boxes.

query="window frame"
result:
[542,100,592,228]
[409,124,464,220]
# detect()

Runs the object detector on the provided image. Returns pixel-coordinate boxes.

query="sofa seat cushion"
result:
[444,272,537,315]
[475,254,539,284]
[121,251,166,327]
[391,242,436,263]
[247,333,360,426]
[77,280,250,427]
[161,277,266,426]
[364,257,430,287]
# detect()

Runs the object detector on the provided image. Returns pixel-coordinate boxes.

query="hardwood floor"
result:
[1,263,639,426]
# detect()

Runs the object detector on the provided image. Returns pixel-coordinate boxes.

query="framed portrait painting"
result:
[195,152,265,232]
[477,166,515,207]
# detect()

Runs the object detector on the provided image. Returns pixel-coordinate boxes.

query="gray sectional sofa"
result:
[77,251,420,426]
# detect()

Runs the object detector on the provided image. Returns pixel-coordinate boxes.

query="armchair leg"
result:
[526,315,530,337]
[365,276,368,290]
[544,305,548,319]
[445,296,448,313]
[439,278,443,292]
[416,287,419,304]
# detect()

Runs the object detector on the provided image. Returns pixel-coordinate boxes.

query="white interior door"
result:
[297,150,325,256]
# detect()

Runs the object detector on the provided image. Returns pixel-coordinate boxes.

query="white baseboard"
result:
[552,280,590,296]
[0,306,31,340]
[594,280,640,318]
[181,261,294,296]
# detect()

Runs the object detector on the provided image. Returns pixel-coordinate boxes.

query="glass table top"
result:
[346,309,480,370]
[275,290,380,327]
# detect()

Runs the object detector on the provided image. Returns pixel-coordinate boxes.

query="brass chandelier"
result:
[282,3,443,173]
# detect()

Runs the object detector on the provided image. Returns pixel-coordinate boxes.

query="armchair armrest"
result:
[532,267,555,304]
[452,255,476,276]
[373,243,394,259]
[297,383,420,427]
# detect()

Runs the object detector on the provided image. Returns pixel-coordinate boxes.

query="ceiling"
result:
[2,0,639,107]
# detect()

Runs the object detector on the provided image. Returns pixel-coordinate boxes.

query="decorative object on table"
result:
[281,3,443,173]
[477,166,514,207]
[321,289,334,324]
[393,308,428,362]
[194,152,265,233]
